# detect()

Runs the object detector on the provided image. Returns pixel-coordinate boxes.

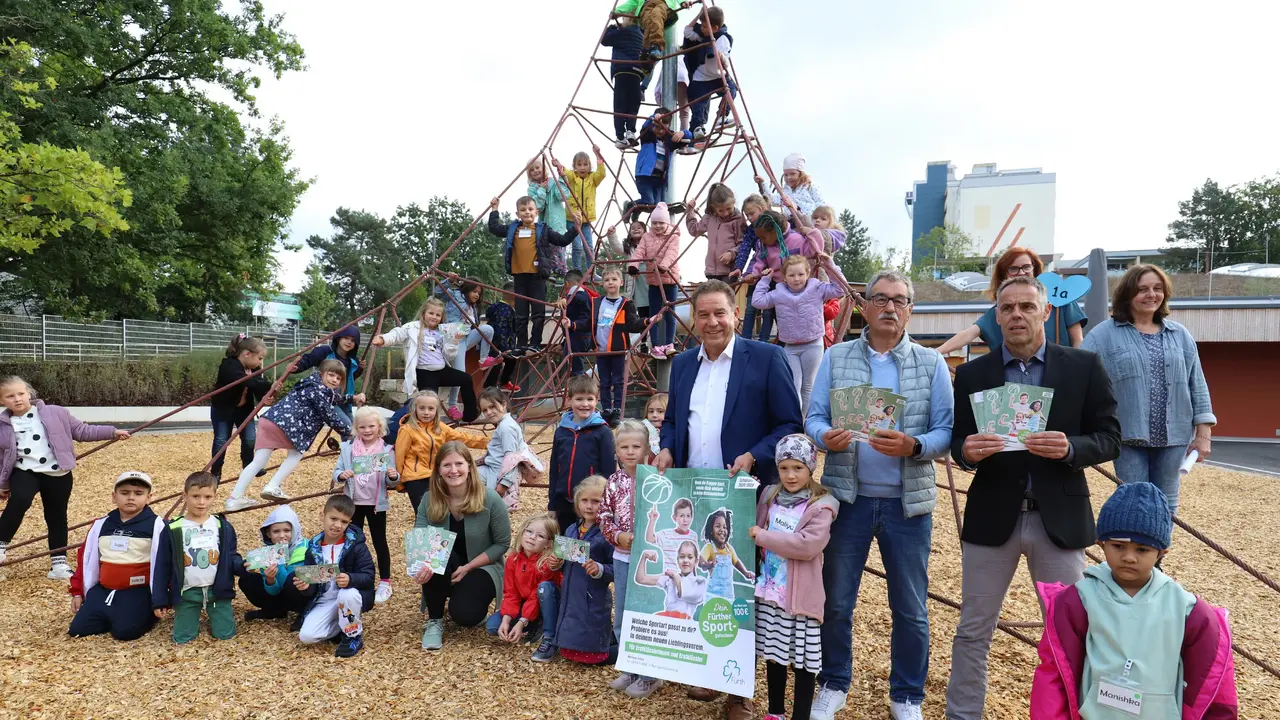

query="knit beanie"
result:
[775,433,817,474]
[783,153,806,172]
[1096,482,1173,551]
[649,202,670,225]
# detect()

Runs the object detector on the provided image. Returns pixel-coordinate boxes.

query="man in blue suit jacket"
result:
[655,280,803,488]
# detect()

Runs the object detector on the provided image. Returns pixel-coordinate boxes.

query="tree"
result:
[833,209,879,283]
[391,198,508,289]
[306,208,410,321]
[913,223,981,279]
[0,0,308,320]
[0,42,132,254]
[1165,178,1279,270]
[295,263,337,331]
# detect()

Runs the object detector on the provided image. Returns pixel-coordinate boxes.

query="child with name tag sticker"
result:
[152,472,239,644]
[1031,482,1238,718]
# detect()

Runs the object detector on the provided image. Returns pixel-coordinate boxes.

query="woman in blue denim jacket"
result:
[1081,265,1215,515]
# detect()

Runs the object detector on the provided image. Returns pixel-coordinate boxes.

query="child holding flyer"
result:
[600,420,664,698]
[236,504,308,622]
[644,496,697,572]
[752,434,837,720]
[488,514,563,662]
[550,475,615,665]
[333,407,400,605]
[293,494,374,658]
[699,508,754,601]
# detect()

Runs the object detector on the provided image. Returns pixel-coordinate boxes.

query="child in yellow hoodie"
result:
[554,146,608,273]
[394,391,487,512]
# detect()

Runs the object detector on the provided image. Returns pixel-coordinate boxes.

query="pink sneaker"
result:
[479,357,500,368]
[446,406,463,422]
[763,715,786,720]
[650,345,667,360]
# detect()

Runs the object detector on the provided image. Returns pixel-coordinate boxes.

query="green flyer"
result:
[616,465,758,698]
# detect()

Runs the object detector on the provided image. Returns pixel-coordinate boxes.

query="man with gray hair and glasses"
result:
[804,270,954,720]
[944,275,1119,719]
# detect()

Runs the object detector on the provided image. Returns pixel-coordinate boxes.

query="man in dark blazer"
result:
[944,276,1121,720]
[654,279,802,719]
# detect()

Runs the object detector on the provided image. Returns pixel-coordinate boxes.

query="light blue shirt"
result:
[805,345,955,497]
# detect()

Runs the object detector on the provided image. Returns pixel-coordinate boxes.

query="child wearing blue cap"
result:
[1031,482,1238,718]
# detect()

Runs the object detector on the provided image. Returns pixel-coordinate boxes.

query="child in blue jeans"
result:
[488,514,563,661]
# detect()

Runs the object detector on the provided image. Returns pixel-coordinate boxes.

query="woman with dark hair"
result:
[1082,264,1214,515]
[936,248,1087,355]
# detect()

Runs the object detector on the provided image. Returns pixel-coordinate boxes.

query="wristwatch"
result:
[911,438,922,457]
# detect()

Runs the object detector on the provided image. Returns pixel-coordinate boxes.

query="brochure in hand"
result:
[352,450,392,475]
[830,384,908,442]
[294,564,338,585]
[553,535,591,565]
[970,382,1054,451]
[405,526,455,576]
[244,543,289,572]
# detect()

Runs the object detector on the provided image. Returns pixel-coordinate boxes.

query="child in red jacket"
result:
[487,514,563,662]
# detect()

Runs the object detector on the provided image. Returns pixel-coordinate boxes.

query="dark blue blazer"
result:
[659,336,802,485]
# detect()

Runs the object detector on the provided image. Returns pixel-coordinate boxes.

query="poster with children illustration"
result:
[244,543,289,572]
[351,450,392,476]
[553,536,591,565]
[617,465,758,698]
[830,385,908,443]
[404,527,455,576]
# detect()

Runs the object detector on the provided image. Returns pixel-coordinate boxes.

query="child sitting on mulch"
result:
[487,513,562,662]
[292,494,374,659]
[152,472,239,645]
[68,471,166,642]
[235,504,309,624]
[1031,481,1239,718]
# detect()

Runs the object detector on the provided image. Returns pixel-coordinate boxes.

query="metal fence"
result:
[0,314,340,362]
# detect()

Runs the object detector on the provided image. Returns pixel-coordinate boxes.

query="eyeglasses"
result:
[869,295,912,309]
[1006,263,1036,277]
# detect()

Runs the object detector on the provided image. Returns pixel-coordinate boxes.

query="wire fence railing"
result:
[0,314,335,362]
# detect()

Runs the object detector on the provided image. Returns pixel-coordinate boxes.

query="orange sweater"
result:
[393,417,488,488]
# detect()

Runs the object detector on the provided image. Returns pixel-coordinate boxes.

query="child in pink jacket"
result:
[752,433,837,720]
[743,209,822,280]
[627,202,682,358]
[686,183,747,282]
[1031,481,1238,719]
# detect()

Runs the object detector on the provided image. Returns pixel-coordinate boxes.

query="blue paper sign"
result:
[1037,272,1091,307]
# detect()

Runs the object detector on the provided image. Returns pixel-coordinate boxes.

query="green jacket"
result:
[414,487,512,601]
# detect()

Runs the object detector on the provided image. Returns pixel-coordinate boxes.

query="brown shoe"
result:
[686,686,722,702]
[725,696,755,720]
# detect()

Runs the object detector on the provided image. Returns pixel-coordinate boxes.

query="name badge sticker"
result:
[108,536,130,552]
[1096,680,1142,715]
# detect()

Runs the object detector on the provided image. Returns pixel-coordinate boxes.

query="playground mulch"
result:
[1,431,1277,719]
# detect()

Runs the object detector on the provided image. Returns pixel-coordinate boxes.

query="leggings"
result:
[231,447,303,499]
[0,469,73,555]
[783,338,826,414]
[422,557,496,626]
[351,505,391,580]
[405,481,429,516]
[768,661,816,720]
[415,367,477,421]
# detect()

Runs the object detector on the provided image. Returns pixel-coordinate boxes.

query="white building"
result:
[907,162,1057,262]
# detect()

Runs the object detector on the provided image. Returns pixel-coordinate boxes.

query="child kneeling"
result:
[152,472,239,644]
[293,495,375,658]
[235,504,308,622]
[488,514,563,661]
[1032,482,1238,718]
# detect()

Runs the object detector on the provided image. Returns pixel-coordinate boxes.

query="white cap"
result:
[783,153,806,172]
[114,470,153,491]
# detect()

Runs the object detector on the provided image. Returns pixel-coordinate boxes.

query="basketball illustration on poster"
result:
[616,466,759,697]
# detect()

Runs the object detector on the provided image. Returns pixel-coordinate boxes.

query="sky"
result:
[254,0,1280,293]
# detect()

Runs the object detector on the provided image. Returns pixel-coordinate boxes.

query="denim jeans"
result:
[741,283,774,341]
[818,495,931,703]
[648,283,678,347]
[636,175,666,206]
[688,76,739,131]
[210,408,257,478]
[1114,444,1188,516]
[597,355,626,410]
[572,224,594,272]
[484,580,559,639]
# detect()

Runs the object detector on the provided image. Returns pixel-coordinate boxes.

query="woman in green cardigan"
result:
[413,440,511,650]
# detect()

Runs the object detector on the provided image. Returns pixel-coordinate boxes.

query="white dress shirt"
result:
[688,334,736,470]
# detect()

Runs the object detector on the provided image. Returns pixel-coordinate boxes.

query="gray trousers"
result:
[783,338,825,414]
[944,511,1085,720]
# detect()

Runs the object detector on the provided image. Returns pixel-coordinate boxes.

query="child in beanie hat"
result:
[626,202,682,358]
[1030,482,1240,718]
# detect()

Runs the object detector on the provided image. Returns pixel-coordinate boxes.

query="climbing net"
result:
[3,0,1276,690]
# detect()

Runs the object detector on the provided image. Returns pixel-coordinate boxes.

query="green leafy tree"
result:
[1165,178,1279,270]
[833,209,881,283]
[913,223,982,279]
[295,262,337,331]
[0,0,308,320]
[391,197,508,289]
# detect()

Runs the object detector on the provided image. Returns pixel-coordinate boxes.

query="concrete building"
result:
[905,161,1056,264]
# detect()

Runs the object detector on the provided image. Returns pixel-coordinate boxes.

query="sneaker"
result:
[763,715,786,720]
[624,130,639,147]
[421,618,444,650]
[713,115,736,131]
[225,496,258,512]
[502,381,521,393]
[624,677,664,699]
[445,406,463,422]
[810,686,848,720]
[0,544,8,565]
[889,700,924,720]
[336,632,364,658]
[610,672,640,692]
[375,581,393,605]
[693,126,707,141]
[289,614,304,633]
[650,345,667,360]
[259,485,289,502]
[531,636,557,662]
[614,138,630,150]
[677,146,700,155]
[479,356,500,368]
[48,561,73,581]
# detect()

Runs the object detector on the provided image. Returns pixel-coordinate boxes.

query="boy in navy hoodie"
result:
[601,17,645,148]
[558,269,595,377]
[292,326,362,422]
[548,375,617,533]
[152,472,239,644]
[69,471,166,641]
[293,494,374,658]
[235,504,308,622]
